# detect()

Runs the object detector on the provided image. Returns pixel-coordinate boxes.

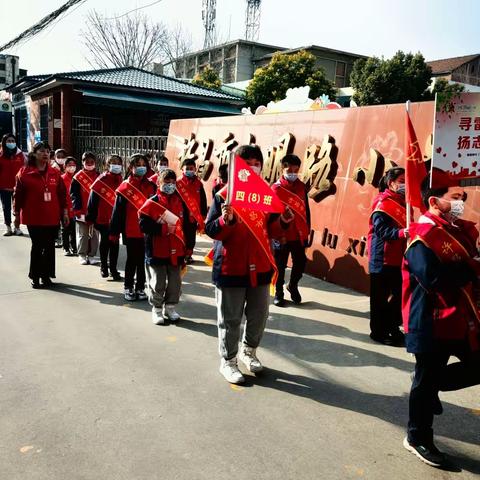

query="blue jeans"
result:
[0,190,13,226]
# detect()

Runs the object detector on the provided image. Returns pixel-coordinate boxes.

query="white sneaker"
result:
[14,228,23,236]
[124,288,136,301]
[136,289,148,301]
[239,345,263,373]
[152,307,165,325]
[219,358,245,384]
[79,255,89,265]
[162,304,180,322]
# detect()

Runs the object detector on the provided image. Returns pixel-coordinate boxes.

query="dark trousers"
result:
[0,189,13,226]
[184,219,197,256]
[125,237,145,290]
[27,225,59,280]
[274,241,307,295]
[96,224,119,274]
[408,342,480,444]
[369,266,402,337]
[62,218,77,253]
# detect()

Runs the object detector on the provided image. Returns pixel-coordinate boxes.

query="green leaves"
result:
[245,51,336,110]
[192,66,222,90]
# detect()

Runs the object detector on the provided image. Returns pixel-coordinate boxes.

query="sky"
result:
[1,0,478,75]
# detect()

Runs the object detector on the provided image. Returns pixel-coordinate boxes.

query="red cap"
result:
[430,168,460,189]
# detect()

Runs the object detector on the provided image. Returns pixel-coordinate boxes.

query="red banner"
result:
[74,169,95,194]
[275,185,309,242]
[176,177,205,232]
[91,177,116,207]
[405,109,427,209]
[116,180,147,211]
[228,155,285,214]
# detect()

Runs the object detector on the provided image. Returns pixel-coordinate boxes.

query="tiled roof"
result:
[427,54,479,74]
[26,67,243,101]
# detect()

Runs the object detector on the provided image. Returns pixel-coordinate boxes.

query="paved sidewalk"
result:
[0,227,479,480]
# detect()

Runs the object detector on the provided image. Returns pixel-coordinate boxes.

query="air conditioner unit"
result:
[1,101,12,112]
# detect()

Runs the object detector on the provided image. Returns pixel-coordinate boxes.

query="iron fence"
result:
[73,135,168,166]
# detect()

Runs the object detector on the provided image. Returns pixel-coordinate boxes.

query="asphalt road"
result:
[1,227,479,480]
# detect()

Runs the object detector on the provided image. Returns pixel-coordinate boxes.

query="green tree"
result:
[430,77,465,97]
[245,50,336,110]
[192,65,222,90]
[350,51,433,106]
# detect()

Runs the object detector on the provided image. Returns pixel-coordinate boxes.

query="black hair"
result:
[281,154,301,168]
[218,163,228,175]
[27,141,51,166]
[236,144,263,165]
[82,151,96,162]
[107,154,122,165]
[378,167,405,192]
[55,148,67,157]
[421,169,449,210]
[125,153,147,178]
[159,168,176,182]
[64,156,78,167]
[157,155,169,166]
[1,133,17,158]
[181,158,196,168]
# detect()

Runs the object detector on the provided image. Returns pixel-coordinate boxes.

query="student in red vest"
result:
[0,133,26,236]
[205,145,293,384]
[110,153,156,301]
[13,141,69,288]
[402,169,480,468]
[70,152,100,265]
[86,155,123,280]
[148,155,169,185]
[176,158,207,264]
[271,154,311,307]
[139,168,188,324]
[367,167,408,346]
[61,157,78,256]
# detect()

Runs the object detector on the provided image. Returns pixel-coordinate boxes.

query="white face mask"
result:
[84,164,96,171]
[448,200,465,219]
[251,165,262,176]
[66,166,76,174]
[56,158,66,165]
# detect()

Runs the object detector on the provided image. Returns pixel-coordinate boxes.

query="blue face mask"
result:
[396,184,406,196]
[6,142,16,150]
[135,166,147,177]
[162,183,176,195]
[285,173,298,182]
[184,170,196,178]
[109,164,122,175]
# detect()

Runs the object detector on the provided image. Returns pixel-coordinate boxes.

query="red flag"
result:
[227,155,285,213]
[405,109,427,209]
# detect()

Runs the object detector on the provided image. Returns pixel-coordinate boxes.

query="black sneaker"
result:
[111,271,122,281]
[100,268,109,278]
[273,295,285,307]
[287,284,302,304]
[390,330,405,347]
[370,332,394,346]
[41,277,53,288]
[403,437,446,467]
[31,278,41,289]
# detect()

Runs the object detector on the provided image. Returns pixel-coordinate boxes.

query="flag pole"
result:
[225,151,235,206]
[405,100,412,229]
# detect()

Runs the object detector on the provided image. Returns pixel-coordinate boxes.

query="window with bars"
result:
[72,116,103,136]
[15,107,28,150]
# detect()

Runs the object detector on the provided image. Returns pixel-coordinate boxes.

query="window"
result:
[335,61,346,88]
[0,63,5,71]
[40,104,49,142]
[15,107,28,151]
[0,76,6,85]
[72,115,103,136]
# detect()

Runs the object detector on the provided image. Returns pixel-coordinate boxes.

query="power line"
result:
[0,0,88,52]
[107,0,164,20]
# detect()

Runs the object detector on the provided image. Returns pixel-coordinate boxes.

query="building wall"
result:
[451,58,480,86]
[0,55,20,89]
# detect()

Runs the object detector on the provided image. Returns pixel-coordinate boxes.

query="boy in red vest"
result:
[139,169,188,325]
[271,154,311,307]
[176,159,207,264]
[402,169,480,467]
[205,145,292,384]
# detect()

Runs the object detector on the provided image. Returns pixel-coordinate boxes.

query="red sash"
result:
[372,197,407,227]
[138,198,185,266]
[176,177,205,233]
[74,169,95,194]
[410,226,480,349]
[219,186,277,287]
[116,180,147,211]
[275,185,309,242]
[91,177,116,207]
